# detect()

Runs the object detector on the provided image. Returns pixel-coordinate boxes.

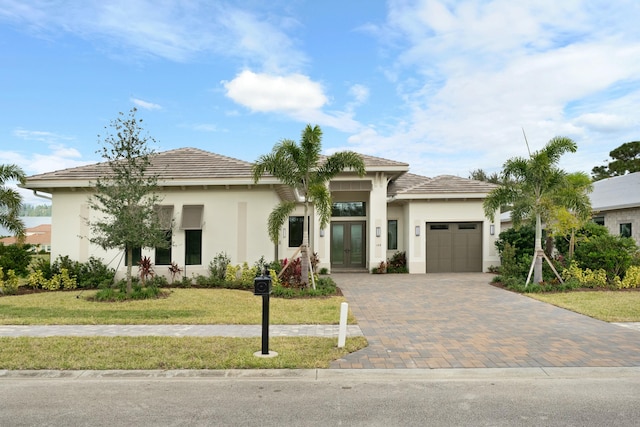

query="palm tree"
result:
[483,136,578,285]
[0,164,26,239]
[252,124,366,288]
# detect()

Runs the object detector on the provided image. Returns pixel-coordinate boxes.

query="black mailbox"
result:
[254,275,272,296]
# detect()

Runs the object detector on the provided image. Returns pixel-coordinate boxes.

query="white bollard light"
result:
[338,302,348,348]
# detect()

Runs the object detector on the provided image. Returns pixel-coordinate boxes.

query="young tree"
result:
[592,141,640,180]
[87,108,170,294]
[0,164,26,239]
[483,136,578,285]
[547,172,593,258]
[252,124,366,288]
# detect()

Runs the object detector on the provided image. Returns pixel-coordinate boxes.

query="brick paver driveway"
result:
[331,273,640,369]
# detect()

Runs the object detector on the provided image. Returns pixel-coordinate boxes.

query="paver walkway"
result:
[330,273,640,369]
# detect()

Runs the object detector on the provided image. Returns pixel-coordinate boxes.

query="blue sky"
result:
[2,0,640,205]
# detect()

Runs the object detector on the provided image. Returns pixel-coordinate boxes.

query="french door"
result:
[330,221,366,269]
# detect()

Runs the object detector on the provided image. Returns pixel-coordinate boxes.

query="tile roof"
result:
[389,173,497,197]
[25,148,254,182]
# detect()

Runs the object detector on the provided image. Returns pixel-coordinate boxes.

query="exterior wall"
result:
[403,199,500,273]
[50,186,280,280]
[369,173,389,270]
[602,207,640,246]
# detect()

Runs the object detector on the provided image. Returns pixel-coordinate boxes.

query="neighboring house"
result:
[499,172,640,248]
[590,172,640,246]
[21,147,500,278]
[0,224,51,252]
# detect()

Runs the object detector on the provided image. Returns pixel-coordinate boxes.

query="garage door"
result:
[426,222,482,273]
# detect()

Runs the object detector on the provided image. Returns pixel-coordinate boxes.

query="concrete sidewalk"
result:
[0,324,363,338]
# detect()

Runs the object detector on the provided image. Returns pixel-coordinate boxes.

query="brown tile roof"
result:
[25,148,254,182]
[389,173,497,197]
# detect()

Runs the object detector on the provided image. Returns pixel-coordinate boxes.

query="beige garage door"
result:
[426,222,482,273]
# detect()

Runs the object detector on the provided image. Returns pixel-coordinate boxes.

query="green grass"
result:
[0,336,368,370]
[528,291,640,322]
[0,288,356,325]
[0,288,366,370]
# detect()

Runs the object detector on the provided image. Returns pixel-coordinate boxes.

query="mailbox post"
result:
[254,275,276,357]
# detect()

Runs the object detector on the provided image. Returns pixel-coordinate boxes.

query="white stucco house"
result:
[21,147,500,278]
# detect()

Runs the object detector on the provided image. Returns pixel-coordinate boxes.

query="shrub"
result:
[209,252,231,282]
[619,266,640,289]
[42,268,77,291]
[0,243,33,277]
[92,279,165,301]
[0,267,19,295]
[27,270,48,289]
[496,225,536,261]
[561,261,609,288]
[573,233,638,280]
[137,256,155,283]
[168,262,183,284]
[387,251,408,273]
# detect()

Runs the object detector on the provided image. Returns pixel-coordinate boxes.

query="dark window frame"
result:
[387,219,398,250]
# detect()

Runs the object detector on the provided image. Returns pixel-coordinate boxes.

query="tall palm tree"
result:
[483,136,578,284]
[0,164,26,239]
[253,124,366,288]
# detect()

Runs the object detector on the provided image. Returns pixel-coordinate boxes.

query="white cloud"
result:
[13,128,73,143]
[131,97,162,110]
[223,70,364,132]
[340,0,640,176]
[223,70,327,112]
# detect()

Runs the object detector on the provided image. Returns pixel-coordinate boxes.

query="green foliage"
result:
[88,108,169,294]
[208,252,230,282]
[18,204,52,216]
[0,267,19,295]
[573,233,638,280]
[0,243,33,276]
[0,164,27,238]
[42,268,78,291]
[495,225,535,261]
[499,242,521,279]
[27,270,47,289]
[271,276,337,298]
[387,251,408,273]
[561,261,609,288]
[93,279,165,301]
[252,124,366,287]
[554,222,608,257]
[619,266,640,289]
[592,141,640,180]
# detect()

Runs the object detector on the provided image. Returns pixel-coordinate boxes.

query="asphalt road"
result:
[1,368,639,426]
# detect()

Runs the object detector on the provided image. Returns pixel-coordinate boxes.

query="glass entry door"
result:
[330,221,366,269]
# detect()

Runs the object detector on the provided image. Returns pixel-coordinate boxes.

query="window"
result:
[289,216,308,247]
[593,216,605,226]
[620,223,632,238]
[155,230,172,265]
[185,229,202,265]
[124,246,142,266]
[332,202,366,217]
[388,220,398,250]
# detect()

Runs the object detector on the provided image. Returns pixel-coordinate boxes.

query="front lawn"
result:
[0,288,356,325]
[528,291,640,322]
[0,336,368,369]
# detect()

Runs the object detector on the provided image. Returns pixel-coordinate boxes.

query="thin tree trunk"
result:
[126,247,133,294]
[300,203,310,288]
[534,213,543,284]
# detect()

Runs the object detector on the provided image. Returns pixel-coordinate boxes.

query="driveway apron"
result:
[330,273,640,369]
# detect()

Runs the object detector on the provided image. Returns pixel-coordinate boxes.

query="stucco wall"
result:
[404,199,500,273]
[50,186,280,279]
